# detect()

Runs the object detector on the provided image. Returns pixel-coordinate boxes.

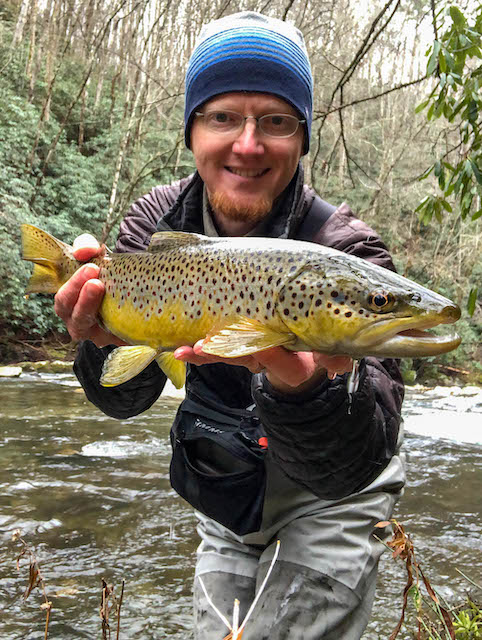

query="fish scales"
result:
[99,244,292,347]
[21,225,462,389]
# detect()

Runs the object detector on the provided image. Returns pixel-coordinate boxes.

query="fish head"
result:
[278,256,461,358]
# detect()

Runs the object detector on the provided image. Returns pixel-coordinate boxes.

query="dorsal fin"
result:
[147,231,210,252]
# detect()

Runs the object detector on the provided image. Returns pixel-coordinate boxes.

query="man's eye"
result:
[213,111,229,123]
[269,115,286,126]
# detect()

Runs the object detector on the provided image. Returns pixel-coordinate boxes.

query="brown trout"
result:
[21,224,461,388]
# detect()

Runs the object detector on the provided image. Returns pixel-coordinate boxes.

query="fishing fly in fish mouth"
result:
[21,224,461,390]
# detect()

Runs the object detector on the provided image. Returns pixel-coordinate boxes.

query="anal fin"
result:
[156,353,186,389]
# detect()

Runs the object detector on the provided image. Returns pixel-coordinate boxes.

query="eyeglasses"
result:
[194,110,305,138]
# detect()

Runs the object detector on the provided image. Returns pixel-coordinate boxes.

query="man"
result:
[55,12,405,640]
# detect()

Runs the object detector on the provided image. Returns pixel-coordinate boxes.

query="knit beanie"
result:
[184,11,313,155]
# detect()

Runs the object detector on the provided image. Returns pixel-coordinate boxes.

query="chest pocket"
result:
[169,399,267,536]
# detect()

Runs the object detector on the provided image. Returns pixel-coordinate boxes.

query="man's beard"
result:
[209,191,272,226]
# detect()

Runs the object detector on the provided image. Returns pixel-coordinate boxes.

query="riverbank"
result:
[1,356,480,387]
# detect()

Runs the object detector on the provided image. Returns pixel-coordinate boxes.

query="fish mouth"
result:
[352,310,461,357]
[374,328,462,357]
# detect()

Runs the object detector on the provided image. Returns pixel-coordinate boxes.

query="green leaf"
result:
[443,50,455,71]
[441,200,453,212]
[467,287,478,317]
[414,195,430,212]
[445,182,455,197]
[434,99,445,118]
[449,6,466,28]
[464,159,473,177]
[415,99,430,114]
[439,54,447,74]
[434,202,443,223]
[427,42,441,76]
[419,166,434,181]
[470,158,482,185]
[420,207,433,225]
[472,208,482,221]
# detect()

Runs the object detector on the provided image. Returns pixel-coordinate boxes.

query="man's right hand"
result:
[54,234,125,347]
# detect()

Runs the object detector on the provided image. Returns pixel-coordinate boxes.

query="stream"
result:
[0,373,480,639]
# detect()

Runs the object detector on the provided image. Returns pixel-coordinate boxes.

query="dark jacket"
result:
[74,167,404,500]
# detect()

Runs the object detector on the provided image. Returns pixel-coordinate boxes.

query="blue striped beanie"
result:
[185,12,313,155]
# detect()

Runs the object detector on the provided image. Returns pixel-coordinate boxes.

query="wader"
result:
[193,447,405,640]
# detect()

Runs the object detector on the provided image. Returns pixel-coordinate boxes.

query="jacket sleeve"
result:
[73,183,184,419]
[74,341,166,419]
[251,206,405,499]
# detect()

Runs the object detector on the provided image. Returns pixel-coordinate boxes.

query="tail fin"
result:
[21,224,74,294]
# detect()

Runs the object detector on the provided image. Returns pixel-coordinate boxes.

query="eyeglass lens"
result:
[203,110,301,137]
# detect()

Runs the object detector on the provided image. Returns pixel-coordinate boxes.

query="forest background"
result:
[0,0,480,384]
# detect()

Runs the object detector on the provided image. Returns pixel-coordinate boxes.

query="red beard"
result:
[209,191,272,226]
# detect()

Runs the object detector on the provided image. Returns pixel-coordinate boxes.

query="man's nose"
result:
[232,120,264,154]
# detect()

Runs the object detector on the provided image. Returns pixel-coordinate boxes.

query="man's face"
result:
[190,92,304,228]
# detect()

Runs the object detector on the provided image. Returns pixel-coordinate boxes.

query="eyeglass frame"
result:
[194,110,306,139]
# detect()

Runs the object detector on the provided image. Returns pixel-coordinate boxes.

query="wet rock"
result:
[0,366,22,377]
[16,360,73,374]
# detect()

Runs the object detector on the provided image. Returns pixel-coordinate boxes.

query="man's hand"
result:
[54,234,124,347]
[174,340,353,394]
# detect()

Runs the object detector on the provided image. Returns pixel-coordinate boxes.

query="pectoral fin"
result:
[156,353,186,389]
[100,345,158,387]
[202,317,296,357]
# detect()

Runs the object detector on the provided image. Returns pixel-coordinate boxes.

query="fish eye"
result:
[367,291,395,312]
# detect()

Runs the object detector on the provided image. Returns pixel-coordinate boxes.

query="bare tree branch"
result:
[282,0,297,22]
[313,76,427,119]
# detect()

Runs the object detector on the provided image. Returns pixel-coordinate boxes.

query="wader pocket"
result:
[169,405,267,536]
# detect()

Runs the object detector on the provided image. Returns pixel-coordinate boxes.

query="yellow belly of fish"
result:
[99,293,231,349]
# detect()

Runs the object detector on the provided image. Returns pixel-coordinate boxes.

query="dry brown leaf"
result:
[24,561,40,599]
[374,520,391,528]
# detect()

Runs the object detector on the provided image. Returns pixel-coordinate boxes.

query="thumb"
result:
[73,233,102,262]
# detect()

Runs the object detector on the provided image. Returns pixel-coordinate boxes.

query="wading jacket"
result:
[74,166,405,501]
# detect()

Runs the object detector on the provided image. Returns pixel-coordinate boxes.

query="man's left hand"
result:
[174,341,353,394]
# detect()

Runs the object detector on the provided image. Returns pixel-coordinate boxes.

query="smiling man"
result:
[56,12,406,640]
[190,92,305,234]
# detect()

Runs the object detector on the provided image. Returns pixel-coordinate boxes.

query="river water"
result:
[0,373,480,639]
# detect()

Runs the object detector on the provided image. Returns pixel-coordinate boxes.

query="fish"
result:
[21,224,461,389]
